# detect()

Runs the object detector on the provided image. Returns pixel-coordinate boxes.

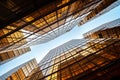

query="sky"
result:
[0,5,120,76]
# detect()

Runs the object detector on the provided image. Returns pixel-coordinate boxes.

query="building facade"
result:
[3,18,120,80]
[0,0,120,80]
[21,38,120,80]
[0,47,31,65]
[83,18,120,39]
[0,59,38,80]
[79,0,120,25]
[0,0,119,52]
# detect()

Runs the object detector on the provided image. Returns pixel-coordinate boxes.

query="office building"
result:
[0,47,31,65]
[79,0,120,25]
[2,17,120,80]
[83,18,120,39]
[0,28,28,53]
[0,0,119,52]
[0,59,38,80]
[22,39,120,80]
[0,0,120,80]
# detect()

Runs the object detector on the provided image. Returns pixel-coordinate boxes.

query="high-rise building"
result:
[0,0,120,80]
[83,18,120,39]
[22,38,120,80]
[1,18,120,80]
[0,28,28,53]
[79,0,120,25]
[0,0,119,52]
[0,47,31,65]
[0,59,38,80]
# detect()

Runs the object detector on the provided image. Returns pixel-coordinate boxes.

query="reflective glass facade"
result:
[0,0,119,52]
[84,18,120,39]
[0,28,27,52]
[1,59,38,80]
[0,47,31,64]
[79,0,120,25]
[0,0,120,80]
[25,38,120,80]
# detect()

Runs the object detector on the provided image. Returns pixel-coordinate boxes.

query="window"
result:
[98,33,103,38]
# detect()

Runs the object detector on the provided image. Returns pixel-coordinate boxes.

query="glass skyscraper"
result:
[84,18,120,39]
[26,38,120,80]
[0,59,38,80]
[0,0,119,52]
[0,0,120,80]
[0,47,31,64]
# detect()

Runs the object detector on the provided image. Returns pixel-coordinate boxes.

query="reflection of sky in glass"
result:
[39,38,114,78]
[0,5,120,76]
[22,12,91,47]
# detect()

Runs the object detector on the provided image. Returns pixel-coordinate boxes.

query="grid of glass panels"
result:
[86,26,120,39]
[79,0,120,25]
[0,47,31,64]
[24,12,91,46]
[0,0,103,52]
[26,38,120,80]
[83,18,120,39]
[0,28,28,52]
[6,59,38,80]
